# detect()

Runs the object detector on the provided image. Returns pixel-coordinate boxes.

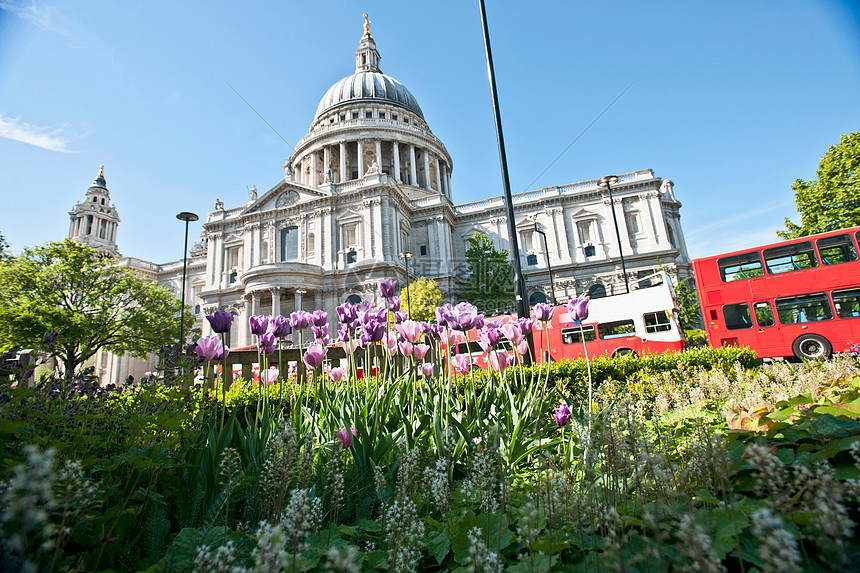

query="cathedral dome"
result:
[312,15,424,122]
[314,71,424,121]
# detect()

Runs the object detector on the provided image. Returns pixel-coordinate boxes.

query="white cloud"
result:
[0,0,81,45]
[0,114,73,152]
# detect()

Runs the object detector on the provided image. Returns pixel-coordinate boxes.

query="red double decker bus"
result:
[692,226,860,359]
[454,270,687,368]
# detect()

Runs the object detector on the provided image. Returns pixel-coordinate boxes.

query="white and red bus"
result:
[455,270,686,369]
[692,226,860,360]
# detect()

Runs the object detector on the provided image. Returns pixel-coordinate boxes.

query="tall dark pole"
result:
[399,251,413,320]
[534,223,557,305]
[477,0,532,364]
[598,176,630,293]
[176,212,199,348]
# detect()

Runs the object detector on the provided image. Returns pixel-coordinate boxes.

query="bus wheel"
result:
[792,334,832,360]
[613,349,637,358]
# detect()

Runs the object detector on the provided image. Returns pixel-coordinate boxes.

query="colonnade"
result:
[293,139,452,199]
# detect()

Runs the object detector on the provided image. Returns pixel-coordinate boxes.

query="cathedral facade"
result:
[69,20,691,383]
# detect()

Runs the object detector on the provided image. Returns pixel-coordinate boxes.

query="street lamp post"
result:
[533,222,557,305]
[597,175,630,293]
[176,212,199,348]
[399,251,413,319]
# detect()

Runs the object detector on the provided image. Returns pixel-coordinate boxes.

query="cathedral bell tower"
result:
[68,165,121,257]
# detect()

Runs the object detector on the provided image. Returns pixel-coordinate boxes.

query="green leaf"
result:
[427,529,451,564]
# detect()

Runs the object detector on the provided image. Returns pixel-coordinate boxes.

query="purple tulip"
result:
[312,309,328,327]
[516,317,534,336]
[249,315,270,336]
[448,302,483,331]
[359,305,387,326]
[394,310,408,323]
[335,427,354,447]
[259,331,277,354]
[388,296,402,312]
[194,335,222,361]
[207,310,233,333]
[312,324,328,341]
[378,278,397,300]
[303,343,327,369]
[478,327,502,352]
[290,310,312,329]
[337,303,358,326]
[435,303,453,327]
[363,319,385,343]
[554,403,571,426]
[566,298,590,323]
[427,323,444,340]
[533,303,554,322]
[271,315,292,337]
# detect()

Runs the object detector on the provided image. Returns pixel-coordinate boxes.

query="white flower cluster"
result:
[677,514,726,573]
[384,497,424,573]
[281,487,322,551]
[324,545,362,572]
[193,540,242,573]
[423,457,449,516]
[465,526,502,573]
[751,508,802,573]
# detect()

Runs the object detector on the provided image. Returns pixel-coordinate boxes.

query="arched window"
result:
[588,284,607,299]
[529,291,547,306]
[346,294,361,305]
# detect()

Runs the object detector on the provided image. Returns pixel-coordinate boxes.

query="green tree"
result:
[0,239,183,378]
[779,132,860,239]
[0,232,10,261]
[676,277,703,331]
[402,277,442,322]
[461,232,515,314]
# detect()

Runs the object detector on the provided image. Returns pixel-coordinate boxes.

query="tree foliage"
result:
[461,232,515,314]
[0,231,10,261]
[779,132,860,239]
[401,277,442,322]
[0,239,183,377]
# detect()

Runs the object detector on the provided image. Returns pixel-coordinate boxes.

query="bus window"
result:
[723,303,753,330]
[832,288,860,319]
[775,292,833,325]
[753,301,774,327]
[718,252,764,282]
[599,320,636,339]
[562,325,596,344]
[643,311,672,333]
[763,241,818,274]
[817,234,858,265]
[457,341,484,355]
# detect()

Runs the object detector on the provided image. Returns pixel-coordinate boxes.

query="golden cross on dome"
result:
[99,165,104,177]
[363,13,370,35]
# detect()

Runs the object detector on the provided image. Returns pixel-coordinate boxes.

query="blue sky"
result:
[1,0,859,264]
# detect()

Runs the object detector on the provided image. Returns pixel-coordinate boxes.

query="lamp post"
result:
[295,288,307,312]
[597,175,630,293]
[399,251,413,319]
[533,222,557,305]
[176,212,199,348]
[477,0,532,365]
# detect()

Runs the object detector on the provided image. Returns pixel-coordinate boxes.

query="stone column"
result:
[310,153,318,187]
[270,287,281,317]
[372,199,383,260]
[409,145,417,186]
[323,146,331,183]
[339,142,346,182]
[393,141,401,183]
[238,299,249,346]
[295,290,304,313]
[251,291,260,317]
[375,140,382,171]
[363,200,373,260]
[357,141,364,178]
[435,158,442,193]
[423,151,430,190]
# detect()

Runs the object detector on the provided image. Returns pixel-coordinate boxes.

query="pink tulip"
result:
[414,343,430,360]
[453,353,471,375]
[517,340,529,355]
[421,363,434,377]
[329,366,345,383]
[384,332,398,356]
[488,350,508,372]
[302,344,327,369]
[399,341,413,357]
[501,323,523,345]
[335,427,353,447]
[394,320,423,343]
